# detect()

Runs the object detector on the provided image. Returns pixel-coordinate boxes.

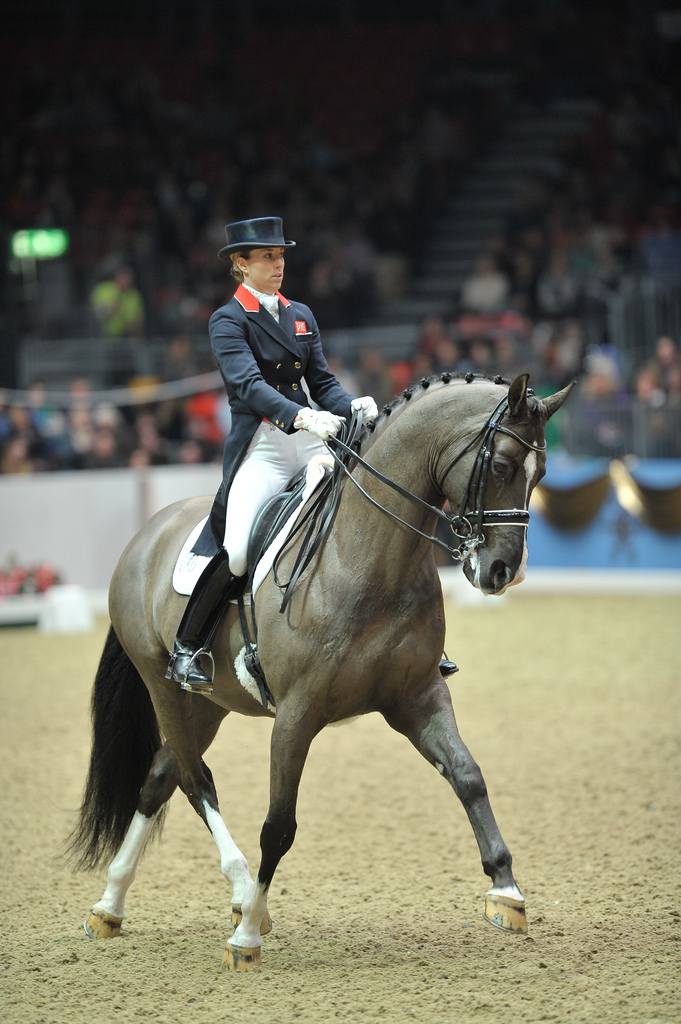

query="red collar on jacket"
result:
[234,283,291,311]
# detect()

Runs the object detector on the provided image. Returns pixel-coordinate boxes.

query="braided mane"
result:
[356,371,512,453]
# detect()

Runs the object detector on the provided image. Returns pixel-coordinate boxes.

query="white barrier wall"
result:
[3,465,680,601]
[0,465,223,591]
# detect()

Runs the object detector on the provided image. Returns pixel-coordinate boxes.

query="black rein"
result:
[326,391,545,563]
[272,386,546,612]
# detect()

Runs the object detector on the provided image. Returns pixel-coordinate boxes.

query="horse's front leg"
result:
[225,704,319,971]
[384,679,527,935]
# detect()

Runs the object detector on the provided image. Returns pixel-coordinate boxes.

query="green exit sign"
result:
[11,229,69,260]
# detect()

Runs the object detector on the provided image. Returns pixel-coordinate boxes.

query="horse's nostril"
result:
[490,560,513,590]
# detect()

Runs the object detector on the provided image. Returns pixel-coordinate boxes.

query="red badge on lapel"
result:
[295,320,307,334]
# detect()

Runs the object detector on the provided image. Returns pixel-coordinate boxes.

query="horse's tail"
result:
[66,624,166,871]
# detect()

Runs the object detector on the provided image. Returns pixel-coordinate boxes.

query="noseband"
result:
[327,391,546,563]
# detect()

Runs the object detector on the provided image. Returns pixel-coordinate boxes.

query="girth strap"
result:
[237,595,275,710]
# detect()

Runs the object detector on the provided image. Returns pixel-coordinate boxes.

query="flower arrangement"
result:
[0,560,63,596]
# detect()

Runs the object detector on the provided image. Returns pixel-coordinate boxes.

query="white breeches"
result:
[224,421,328,576]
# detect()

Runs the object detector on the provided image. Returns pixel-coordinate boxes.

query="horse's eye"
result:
[492,459,514,482]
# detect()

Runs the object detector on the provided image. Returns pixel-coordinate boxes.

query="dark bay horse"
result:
[69,372,573,970]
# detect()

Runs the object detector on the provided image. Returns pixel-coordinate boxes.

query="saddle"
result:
[194,414,362,707]
[190,468,309,572]
[246,469,308,581]
[237,465,326,713]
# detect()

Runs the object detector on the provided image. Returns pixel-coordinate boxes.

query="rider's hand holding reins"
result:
[351,395,379,421]
[294,407,345,440]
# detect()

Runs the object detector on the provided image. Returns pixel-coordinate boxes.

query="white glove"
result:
[294,407,345,440]
[351,395,379,421]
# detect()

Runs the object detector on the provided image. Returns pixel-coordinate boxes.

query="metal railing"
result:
[606,276,681,380]
[17,334,211,390]
[11,275,681,460]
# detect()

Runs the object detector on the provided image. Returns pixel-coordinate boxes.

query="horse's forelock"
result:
[529,393,547,421]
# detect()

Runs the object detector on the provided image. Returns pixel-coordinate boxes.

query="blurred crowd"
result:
[2,19,507,339]
[1,5,680,471]
[4,8,678,338]
[2,326,679,473]
[0,372,229,473]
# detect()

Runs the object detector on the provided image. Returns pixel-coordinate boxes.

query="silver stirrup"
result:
[167,648,215,694]
[181,647,215,694]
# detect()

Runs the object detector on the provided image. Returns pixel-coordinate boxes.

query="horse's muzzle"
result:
[462,531,528,596]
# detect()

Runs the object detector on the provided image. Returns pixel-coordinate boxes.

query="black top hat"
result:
[218,217,296,260]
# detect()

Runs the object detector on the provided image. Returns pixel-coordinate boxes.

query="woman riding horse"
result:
[74,369,575,969]
[166,217,382,692]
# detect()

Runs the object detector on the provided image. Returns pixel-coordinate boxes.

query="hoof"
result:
[222,942,261,971]
[484,893,527,934]
[231,905,272,935]
[84,909,123,939]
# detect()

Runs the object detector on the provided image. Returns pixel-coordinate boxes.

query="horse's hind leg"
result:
[384,680,527,935]
[84,742,180,938]
[157,700,259,924]
[151,691,275,943]
[86,699,254,940]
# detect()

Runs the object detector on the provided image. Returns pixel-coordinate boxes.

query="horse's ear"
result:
[507,373,530,419]
[542,380,577,420]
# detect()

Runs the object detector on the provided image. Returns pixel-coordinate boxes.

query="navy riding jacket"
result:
[195,283,355,552]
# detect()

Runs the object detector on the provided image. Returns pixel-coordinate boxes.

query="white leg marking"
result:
[487,883,524,901]
[231,879,268,949]
[203,800,252,905]
[92,811,156,919]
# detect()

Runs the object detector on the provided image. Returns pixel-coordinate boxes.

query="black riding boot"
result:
[166,548,246,693]
[439,657,459,677]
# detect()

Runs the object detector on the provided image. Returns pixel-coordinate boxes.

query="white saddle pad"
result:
[172,518,213,597]
[172,454,334,598]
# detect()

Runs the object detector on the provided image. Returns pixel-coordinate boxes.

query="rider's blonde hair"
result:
[230,252,250,282]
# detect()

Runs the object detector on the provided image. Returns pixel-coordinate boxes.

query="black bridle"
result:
[272,386,546,611]
[326,391,546,563]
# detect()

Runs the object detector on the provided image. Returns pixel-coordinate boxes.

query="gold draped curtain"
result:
[531,461,681,535]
